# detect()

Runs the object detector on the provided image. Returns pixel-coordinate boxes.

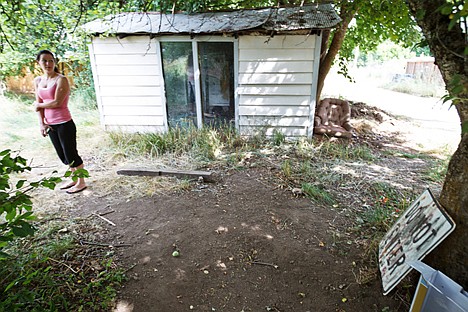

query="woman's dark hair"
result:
[36,50,60,73]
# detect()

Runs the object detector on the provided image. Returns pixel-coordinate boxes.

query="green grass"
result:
[360,182,415,232]
[382,149,431,160]
[354,182,418,279]
[423,157,450,183]
[1,92,38,143]
[108,123,251,163]
[382,79,445,98]
[314,140,376,161]
[281,159,292,178]
[301,183,336,205]
[0,219,126,312]
[271,129,286,146]
[71,86,97,111]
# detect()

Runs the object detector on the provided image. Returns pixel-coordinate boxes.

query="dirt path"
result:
[323,71,460,153]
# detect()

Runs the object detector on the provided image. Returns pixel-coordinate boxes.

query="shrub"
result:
[0,149,61,259]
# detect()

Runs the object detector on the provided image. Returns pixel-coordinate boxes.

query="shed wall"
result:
[89,36,166,132]
[237,35,317,137]
[89,34,319,137]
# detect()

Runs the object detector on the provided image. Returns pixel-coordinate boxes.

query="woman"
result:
[34,50,87,194]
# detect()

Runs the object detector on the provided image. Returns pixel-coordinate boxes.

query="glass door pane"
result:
[160,42,196,128]
[198,42,234,127]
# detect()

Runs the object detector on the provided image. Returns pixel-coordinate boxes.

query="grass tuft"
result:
[423,157,450,183]
[360,182,414,232]
[315,140,376,161]
[301,183,336,205]
[108,123,250,164]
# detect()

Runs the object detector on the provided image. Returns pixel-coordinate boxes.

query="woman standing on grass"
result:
[33,49,87,194]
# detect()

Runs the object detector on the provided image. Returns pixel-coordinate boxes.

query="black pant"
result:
[48,120,83,168]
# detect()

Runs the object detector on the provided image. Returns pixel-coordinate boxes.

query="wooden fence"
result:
[4,62,76,94]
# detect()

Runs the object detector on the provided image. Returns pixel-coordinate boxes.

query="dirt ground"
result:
[29,100,455,312]
[65,170,407,312]
[101,168,403,312]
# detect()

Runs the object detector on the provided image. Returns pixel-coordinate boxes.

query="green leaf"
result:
[0,251,10,260]
[4,278,20,292]
[11,222,35,237]
[73,168,90,179]
[452,85,464,94]
[440,6,452,15]
[462,121,468,134]
[17,211,35,220]
[40,180,57,190]
[416,9,425,20]
[0,150,11,156]
[5,207,17,221]
[16,179,26,189]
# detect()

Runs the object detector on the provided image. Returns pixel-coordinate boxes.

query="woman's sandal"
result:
[60,182,77,190]
[66,186,87,194]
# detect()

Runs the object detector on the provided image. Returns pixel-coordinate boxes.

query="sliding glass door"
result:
[198,42,234,127]
[160,42,196,128]
[161,40,234,129]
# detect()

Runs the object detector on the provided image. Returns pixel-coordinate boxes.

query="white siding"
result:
[89,36,165,132]
[237,35,317,138]
[88,34,320,137]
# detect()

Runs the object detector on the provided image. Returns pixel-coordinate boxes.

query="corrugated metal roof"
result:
[82,4,340,35]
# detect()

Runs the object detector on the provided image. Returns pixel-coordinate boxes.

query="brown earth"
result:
[29,101,455,312]
[104,168,401,312]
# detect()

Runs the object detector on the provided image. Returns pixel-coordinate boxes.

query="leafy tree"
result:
[316,0,421,100]
[0,0,120,80]
[406,0,467,287]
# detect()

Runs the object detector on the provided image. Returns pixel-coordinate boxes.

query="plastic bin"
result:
[408,261,468,312]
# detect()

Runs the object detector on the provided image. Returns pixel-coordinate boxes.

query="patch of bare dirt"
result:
[67,167,407,312]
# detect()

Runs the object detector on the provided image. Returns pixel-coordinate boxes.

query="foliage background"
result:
[0,0,423,84]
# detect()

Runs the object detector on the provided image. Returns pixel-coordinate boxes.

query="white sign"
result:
[379,189,456,295]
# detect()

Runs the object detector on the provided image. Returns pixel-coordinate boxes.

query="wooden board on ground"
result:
[116,168,215,183]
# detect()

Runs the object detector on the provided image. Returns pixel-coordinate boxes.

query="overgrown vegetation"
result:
[108,123,245,162]
[0,148,120,311]
[423,157,450,183]
[0,149,61,259]
[0,218,126,311]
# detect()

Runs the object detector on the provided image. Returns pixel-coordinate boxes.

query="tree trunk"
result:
[406,0,468,288]
[316,1,358,103]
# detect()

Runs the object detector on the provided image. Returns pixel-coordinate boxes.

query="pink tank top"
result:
[37,75,72,125]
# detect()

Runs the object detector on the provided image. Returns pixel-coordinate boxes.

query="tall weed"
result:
[108,123,245,162]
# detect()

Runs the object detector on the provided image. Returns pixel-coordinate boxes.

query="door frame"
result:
[158,36,239,130]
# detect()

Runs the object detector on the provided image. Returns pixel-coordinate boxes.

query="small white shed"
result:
[83,4,340,138]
